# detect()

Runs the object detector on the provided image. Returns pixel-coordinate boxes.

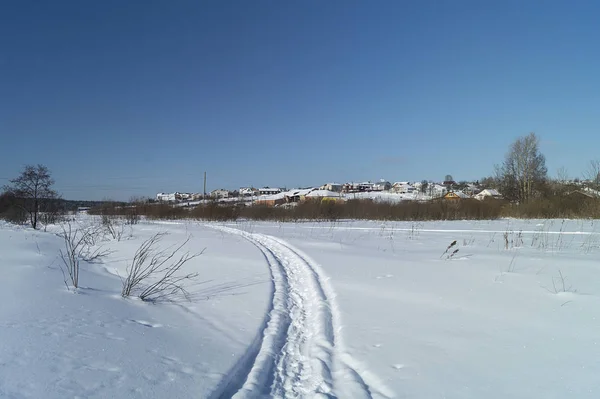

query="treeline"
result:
[0,192,113,224]
[88,196,600,222]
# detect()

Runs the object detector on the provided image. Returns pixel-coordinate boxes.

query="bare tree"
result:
[3,164,59,229]
[556,166,569,184]
[444,174,454,183]
[583,160,600,190]
[121,232,203,302]
[498,133,547,203]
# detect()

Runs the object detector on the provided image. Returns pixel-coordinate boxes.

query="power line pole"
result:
[203,171,207,201]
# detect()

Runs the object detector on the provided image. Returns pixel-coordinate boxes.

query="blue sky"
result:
[2,0,600,200]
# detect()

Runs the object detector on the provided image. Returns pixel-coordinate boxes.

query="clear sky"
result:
[2,0,600,200]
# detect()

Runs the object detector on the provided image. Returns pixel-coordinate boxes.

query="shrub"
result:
[121,232,203,302]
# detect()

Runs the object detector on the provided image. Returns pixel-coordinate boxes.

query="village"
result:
[155,178,507,207]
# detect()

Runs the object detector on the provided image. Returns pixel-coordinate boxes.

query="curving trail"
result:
[209,225,394,399]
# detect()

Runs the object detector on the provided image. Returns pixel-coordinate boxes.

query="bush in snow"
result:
[58,222,114,289]
[121,232,203,302]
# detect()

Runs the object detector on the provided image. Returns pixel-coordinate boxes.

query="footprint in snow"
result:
[376,274,394,279]
[392,364,405,370]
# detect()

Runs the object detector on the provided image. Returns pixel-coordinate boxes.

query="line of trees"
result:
[2,134,600,227]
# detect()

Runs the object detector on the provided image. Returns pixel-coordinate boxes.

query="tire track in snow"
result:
[209,225,394,399]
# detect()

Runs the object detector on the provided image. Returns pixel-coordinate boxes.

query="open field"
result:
[2,217,600,398]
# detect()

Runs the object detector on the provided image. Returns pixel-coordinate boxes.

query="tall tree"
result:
[583,160,600,190]
[3,164,59,229]
[498,132,547,203]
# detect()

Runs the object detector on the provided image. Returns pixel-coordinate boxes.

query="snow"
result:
[284,188,316,197]
[477,188,502,197]
[3,217,600,398]
[305,190,342,198]
[0,219,271,399]
[345,190,433,202]
[256,193,286,201]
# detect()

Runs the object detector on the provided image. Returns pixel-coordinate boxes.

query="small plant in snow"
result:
[440,240,457,259]
[487,232,496,247]
[503,230,523,250]
[446,248,459,260]
[462,236,475,246]
[581,231,600,254]
[59,223,81,289]
[102,215,128,241]
[121,232,204,302]
[545,270,577,294]
[407,222,423,240]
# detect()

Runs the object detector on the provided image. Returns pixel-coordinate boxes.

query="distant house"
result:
[427,184,447,198]
[464,184,481,196]
[392,182,415,194]
[372,180,392,191]
[581,187,600,197]
[443,191,470,200]
[319,183,343,193]
[566,188,600,201]
[259,187,282,196]
[239,187,257,197]
[284,188,315,203]
[255,192,286,207]
[156,192,177,202]
[210,189,230,199]
[474,189,503,201]
[179,193,193,201]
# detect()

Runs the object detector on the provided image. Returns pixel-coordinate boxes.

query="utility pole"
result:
[203,171,207,201]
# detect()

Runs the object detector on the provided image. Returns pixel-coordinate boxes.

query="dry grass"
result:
[87,196,600,222]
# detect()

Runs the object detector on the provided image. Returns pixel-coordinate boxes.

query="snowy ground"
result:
[2,217,600,398]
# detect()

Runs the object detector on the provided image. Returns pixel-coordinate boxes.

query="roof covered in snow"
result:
[306,190,342,198]
[478,188,501,197]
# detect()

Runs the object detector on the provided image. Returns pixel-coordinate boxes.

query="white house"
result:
[474,189,503,201]
[240,187,258,197]
[156,192,177,202]
[372,180,392,191]
[429,184,448,198]
[392,182,415,194]
[210,189,230,199]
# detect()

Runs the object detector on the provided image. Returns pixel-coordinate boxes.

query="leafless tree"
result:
[121,232,203,302]
[498,132,547,203]
[3,164,59,229]
[556,166,569,184]
[583,160,600,190]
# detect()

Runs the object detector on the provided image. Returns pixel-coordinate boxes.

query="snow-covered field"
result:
[2,217,600,398]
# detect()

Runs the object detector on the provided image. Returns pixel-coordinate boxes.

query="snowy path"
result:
[210,226,393,399]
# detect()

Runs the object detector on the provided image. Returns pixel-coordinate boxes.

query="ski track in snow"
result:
[208,225,394,399]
